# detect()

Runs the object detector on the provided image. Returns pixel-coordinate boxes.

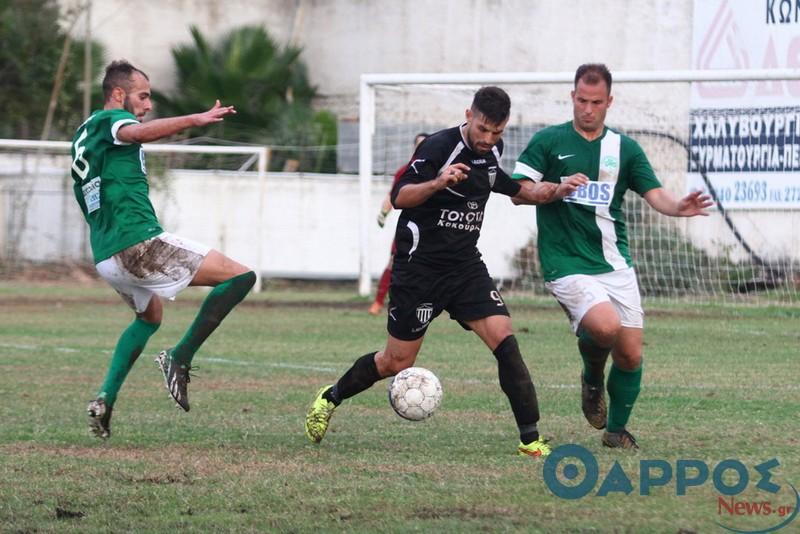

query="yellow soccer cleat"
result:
[518,438,552,458]
[305,385,337,443]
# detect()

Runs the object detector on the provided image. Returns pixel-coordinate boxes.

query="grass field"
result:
[1,282,798,533]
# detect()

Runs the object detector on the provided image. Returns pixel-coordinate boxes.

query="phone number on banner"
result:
[686,173,800,210]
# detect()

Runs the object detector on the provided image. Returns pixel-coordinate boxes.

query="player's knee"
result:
[139,314,162,326]
[614,352,642,371]
[235,270,256,289]
[378,350,416,376]
[139,299,163,324]
[588,321,621,347]
[221,269,256,292]
[493,336,530,373]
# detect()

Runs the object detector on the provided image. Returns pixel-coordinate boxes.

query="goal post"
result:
[358,69,800,303]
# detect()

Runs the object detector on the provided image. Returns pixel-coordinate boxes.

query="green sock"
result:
[98,317,160,407]
[173,271,256,366]
[578,329,611,387]
[606,363,642,432]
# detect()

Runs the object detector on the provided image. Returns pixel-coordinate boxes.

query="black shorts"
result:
[386,261,510,341]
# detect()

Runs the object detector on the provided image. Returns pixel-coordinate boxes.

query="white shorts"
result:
[96,232,211,313]
[545,267,644,334]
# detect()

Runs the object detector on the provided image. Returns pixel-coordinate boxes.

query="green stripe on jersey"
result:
[512,121,661,281]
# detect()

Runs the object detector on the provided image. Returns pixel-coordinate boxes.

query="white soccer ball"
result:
[388,367,443,421]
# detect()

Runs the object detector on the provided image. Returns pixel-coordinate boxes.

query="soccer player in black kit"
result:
[305,87,587,457]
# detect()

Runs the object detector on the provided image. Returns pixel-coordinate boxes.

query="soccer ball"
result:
[388,367,443,421]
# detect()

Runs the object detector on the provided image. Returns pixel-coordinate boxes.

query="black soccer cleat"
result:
[581,374,607,429]
[87,398,113,439]
[602,429,639,449]
[156,349,191,412]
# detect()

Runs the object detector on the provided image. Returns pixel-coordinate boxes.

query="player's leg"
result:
[599,268,644,449]
[168,250,254,366]
[155,239,255,411]
[603,327,643,449]
[306,269,437,443]
[98,298,163,408]
[448,264,549,456]
[466,314,550,458]
[89,259,164,438]
[305,335,425,444]
[546,274,618,430]
[576,302,620,429]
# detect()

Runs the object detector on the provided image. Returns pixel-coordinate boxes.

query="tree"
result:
[0,0,105,140]
[153,25,337,173]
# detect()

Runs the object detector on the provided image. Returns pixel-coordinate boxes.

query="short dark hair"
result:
[574,63,612,92]
[102,60,149,101]
[471,86,510,124]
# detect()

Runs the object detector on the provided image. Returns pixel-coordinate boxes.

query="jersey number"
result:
[72,129,90,180]
[490,290,505,307]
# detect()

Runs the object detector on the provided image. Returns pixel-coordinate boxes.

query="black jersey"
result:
[390,124,521,270]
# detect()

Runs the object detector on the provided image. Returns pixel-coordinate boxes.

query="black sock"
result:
[493,335,540,444]
[325,352,381,405]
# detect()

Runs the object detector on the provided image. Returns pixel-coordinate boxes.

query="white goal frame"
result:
[0,139,270,292]
[357,68,800,296]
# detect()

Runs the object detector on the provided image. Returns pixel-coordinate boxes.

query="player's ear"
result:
[111,86,125,105]
[465,108,473,122]
[607,94,613,108]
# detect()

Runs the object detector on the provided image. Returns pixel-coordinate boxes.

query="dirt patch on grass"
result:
[412,504,516,520]
[1,442,516,483]
[1,442,330,478]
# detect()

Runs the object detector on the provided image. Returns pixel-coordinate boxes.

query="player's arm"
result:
[643,187,713,217]
[493,167,556,205]
[511,174,589,205]
[116,100,236,144]
[377,193,393,227]
[392,163,470,208]
[507,131,586,205]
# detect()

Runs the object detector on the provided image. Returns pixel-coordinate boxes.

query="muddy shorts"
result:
[95,232,210,313]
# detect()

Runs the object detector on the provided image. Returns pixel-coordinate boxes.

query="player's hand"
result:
[676,189,713,216]
[194,100,237,126]
[377,209,388,227]
[554,173,590,199]
[434,163,470,189]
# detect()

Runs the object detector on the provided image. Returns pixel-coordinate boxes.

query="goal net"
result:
[363,72,800,305]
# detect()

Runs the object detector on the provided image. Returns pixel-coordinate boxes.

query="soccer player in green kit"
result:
[512,64,712,449]
[71,60,256,438]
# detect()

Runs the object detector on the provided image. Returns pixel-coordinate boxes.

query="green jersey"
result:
[513,121,661,281]
[70,109,162,263]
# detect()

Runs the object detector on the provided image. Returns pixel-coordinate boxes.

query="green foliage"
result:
[153,25,337,172]
[0,0,105,139]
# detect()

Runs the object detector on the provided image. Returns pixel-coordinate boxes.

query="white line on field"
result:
[1,342,797,390]
[0,342,38,350]
[198,356,336,373]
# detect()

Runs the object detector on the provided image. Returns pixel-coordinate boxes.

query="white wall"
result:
[0,168,536,280]
[2,167,796,284]
[60,0,694,119]
[156,170,538,280]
